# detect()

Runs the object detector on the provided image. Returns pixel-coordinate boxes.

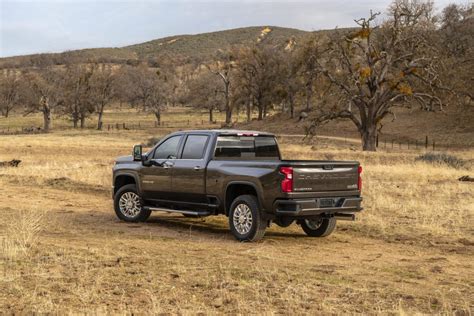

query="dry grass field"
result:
[0,111,473,314]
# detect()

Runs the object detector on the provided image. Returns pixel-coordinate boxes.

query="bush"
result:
[143,137,161,147]
[416,152,466,169]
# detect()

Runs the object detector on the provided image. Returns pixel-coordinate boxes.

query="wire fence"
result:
[0,119,222,135]
[0,121,464,152]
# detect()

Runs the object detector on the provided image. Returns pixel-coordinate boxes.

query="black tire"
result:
[300,217,336,237]
[228,195,266,242]
[114,184,151,222]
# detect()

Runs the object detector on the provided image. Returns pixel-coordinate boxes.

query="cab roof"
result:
[170,129,275,137]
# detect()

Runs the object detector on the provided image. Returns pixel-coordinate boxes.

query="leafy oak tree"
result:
[307,0,448,151]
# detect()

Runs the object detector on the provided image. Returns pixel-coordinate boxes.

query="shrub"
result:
[415,152,466,169]
[143,137,161,147]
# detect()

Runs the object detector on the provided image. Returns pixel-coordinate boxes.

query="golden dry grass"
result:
[0,120,473,314]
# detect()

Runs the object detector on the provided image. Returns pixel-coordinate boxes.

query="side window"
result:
[181,135,209,159]
[153,136,181,159]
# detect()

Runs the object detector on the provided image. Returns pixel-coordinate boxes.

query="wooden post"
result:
[415,140,418,149]
[376,135,379,148]
[425,135,428,149]
[123,123,126,129]
[392,140,394,149]
[433,141,435,151]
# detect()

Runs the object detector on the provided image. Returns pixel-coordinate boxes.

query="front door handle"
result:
[194,166,201,171]
[163,162,174,169]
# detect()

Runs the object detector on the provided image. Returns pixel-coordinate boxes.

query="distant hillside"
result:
[0,26,313,68]
[126,26,310,60]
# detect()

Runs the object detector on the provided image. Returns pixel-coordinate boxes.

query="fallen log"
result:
[458,175,474,182]
[0,159,22,167]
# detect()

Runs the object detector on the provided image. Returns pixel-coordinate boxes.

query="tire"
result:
[114,184,151,222]
[300,217,336,237]
[228,195,266,242]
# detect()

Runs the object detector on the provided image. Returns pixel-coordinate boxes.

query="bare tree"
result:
[439,3,474,102]
[62,64,95,128]
[207,50,235,125]
[307,1,447,151]
[22,69,64,132]
[91,64,116,130]
[234,45,284,120]
[0,71,21,118]
[187,71,223,122]
[120,64,168,125]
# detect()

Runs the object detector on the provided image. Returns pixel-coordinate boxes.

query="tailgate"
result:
[291,162,359,192]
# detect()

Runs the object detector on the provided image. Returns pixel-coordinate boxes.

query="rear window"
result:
[214,136,279,160]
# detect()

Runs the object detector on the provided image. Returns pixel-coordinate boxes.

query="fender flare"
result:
[113,171,141,195]
[224,181,265,214]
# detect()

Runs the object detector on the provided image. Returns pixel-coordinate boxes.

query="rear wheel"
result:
[114,184,151,222]
[300,217,336,237]
[229,195,266,242]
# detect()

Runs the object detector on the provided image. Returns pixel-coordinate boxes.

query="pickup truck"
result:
[112,129,363,242]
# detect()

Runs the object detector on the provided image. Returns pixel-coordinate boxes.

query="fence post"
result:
[425,135,428,149]
[116,123,119,130]
[392,140,394,149]
[415,140,418,149]
[376,135,379,148]
[107,124,110,131]
[433,141,435,151]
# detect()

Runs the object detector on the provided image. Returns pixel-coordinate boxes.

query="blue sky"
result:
[0,0,463,57]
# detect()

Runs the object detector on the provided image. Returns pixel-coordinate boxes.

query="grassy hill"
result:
[0,26,312,68]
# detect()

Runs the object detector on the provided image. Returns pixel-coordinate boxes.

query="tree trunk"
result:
[224,81,232,125]
[257,105,263,121]
[154,110,161,125]
[306,85,312,111]
[246,101,251,122]
[80,115,86,129]
[209,108,213,123]
[361,124,377,151]
[289,95,294,119]
[97,105,104,130]
[42,105,52,132]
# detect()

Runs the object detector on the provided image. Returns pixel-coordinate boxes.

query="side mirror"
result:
[133,145,143,161]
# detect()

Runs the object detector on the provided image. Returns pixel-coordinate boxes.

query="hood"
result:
[115,155,134,163]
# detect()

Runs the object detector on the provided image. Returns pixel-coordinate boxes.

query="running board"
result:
[144,206,211,217]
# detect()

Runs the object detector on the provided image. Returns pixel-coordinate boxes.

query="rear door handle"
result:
[194,166,201,171]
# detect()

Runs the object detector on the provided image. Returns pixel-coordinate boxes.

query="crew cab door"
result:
[140,135,182,200]
[171,134,210,204]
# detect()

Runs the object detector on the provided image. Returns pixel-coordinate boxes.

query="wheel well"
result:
[225,184,258,215]
[114,175,136,195]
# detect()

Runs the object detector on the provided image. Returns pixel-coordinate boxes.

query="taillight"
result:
[358,166,363,191]
[280,166,293,193]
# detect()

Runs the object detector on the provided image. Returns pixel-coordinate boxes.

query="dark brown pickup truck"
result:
[112,130,363,241]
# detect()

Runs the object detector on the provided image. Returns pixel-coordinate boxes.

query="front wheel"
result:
[114,184,151,222]
[229,195,266,242]
[300,217,336,237]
